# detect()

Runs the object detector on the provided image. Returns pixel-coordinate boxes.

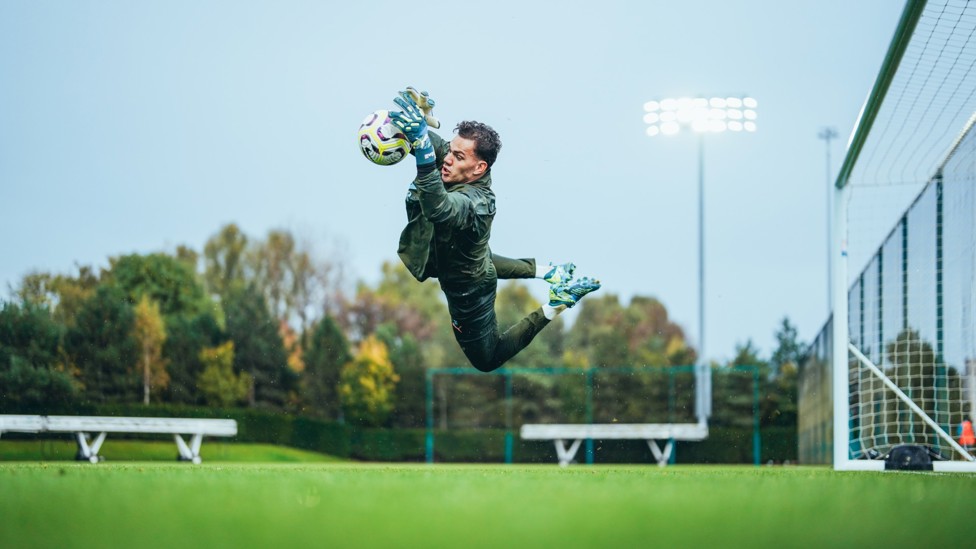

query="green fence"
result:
[425,365,761,465]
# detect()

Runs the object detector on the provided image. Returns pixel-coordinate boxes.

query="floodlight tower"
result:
[642,96,758,364]
[818,127,838,314]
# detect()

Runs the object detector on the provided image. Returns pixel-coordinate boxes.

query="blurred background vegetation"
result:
[0,223,802,463]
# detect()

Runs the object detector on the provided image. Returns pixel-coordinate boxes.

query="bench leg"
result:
[75,432,107,463]
[174,434,203,464]
[554,439,583,467]
[647,439,674,467]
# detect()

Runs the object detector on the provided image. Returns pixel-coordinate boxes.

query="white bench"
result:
[520,422,708,467]
[0,415,238,464]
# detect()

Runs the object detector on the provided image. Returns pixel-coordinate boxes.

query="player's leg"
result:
[491,254,535,279]
[491,254,575,283]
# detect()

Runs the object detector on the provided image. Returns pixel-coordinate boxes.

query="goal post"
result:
[830,0,976,471]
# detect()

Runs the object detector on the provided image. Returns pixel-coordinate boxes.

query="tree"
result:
[375,323,426,428]
[248,229,296,322]
[0,301,76,412]
[339,335,400,426]
[107,253,211,318]
[766,317,801,428]
[13,266,98,328]
[162,312,225,404]
[223,284,295,408]
[770,317,802,376]
[132,295,169,405]
[204,223,249,297]
[301,314,351,420]
[66,285,139,404]
[197,341,251,408]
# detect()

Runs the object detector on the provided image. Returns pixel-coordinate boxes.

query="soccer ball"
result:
[358,110,411,166]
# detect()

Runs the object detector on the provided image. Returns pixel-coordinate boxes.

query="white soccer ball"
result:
[358,110,411,166]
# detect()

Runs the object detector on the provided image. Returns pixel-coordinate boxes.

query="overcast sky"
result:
[0,0,905,362]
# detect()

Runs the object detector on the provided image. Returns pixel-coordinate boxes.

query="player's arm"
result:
[412,165,478,227]
[391,89,476,228]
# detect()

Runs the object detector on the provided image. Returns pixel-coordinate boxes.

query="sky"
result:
[0,0,906,362]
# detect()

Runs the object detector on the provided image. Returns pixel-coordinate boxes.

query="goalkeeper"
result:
[388,88,600,372]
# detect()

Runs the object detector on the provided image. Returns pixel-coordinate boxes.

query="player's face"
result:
[441,136,488,185]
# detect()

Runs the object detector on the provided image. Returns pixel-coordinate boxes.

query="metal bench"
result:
[520,421,708,466]
[0,415,238,464]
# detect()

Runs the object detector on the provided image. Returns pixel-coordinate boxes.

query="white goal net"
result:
[833,0,976,469]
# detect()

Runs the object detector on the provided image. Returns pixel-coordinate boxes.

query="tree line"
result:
[0,223,801,432]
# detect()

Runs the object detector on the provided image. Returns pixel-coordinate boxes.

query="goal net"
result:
[832,0,976,469]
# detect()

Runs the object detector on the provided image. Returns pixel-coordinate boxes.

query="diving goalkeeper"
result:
[388,88,600,372]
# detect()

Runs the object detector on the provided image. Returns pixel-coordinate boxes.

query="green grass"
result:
[0,439,341,463]
[1,462,973,548]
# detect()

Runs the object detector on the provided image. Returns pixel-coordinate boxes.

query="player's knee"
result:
[469,357,501,373]
[462,346,501,373]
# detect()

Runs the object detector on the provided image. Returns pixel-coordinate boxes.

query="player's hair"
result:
[455,121,501,168]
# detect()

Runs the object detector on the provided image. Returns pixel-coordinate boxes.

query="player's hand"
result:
[405,86,440,129]
[390,91,429,145]
[390,90,436,167]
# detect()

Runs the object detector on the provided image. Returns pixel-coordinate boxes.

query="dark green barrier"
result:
[0,403,796,464]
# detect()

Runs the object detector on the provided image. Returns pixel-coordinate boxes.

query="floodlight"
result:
[642,94,758,362]
[661,121,681,135]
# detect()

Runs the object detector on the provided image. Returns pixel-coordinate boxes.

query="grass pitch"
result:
[1,461,973,549]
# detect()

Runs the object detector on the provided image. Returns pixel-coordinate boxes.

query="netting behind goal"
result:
[829,0,976,466]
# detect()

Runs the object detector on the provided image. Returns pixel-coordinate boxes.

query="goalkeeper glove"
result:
[405,86,440,129]
[390,90,436,167]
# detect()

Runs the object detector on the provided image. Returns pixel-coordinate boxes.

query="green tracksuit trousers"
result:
[444,255,550,372]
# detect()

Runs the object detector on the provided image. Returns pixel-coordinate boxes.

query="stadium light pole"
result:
[643,96,758,362]
[818,127,838,315]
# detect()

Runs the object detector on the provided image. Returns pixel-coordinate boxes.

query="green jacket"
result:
[397,131,497,291]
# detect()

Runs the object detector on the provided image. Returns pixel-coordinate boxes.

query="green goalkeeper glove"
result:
[405,86,440,129]
[390,91,436,167]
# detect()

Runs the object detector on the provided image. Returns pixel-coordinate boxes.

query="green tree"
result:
[107,253,212,318]
[375,323,426,428]
[204,223,249,297]
[162,312,225,404]
[133,295,168,405]
[223,284,295,407]
[339,335,400,426]
[0,302,76,411]
[301,314,351,420]
[766,317,801,428]
[14,267,99,327]
[197,341,251,408]
[66,285,139,404]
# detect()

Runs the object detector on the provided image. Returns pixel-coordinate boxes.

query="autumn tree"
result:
[339,335,400,426]
[197,341,251,408]
[132,295,169,405]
